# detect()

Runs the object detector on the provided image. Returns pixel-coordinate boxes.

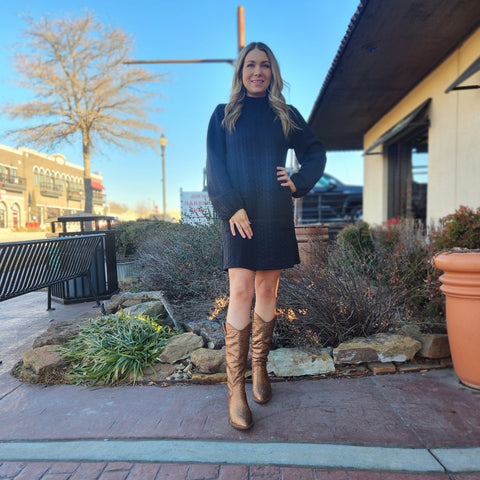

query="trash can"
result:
[48,213,119,304]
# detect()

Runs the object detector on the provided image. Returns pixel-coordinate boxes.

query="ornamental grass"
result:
[59,312,177,385]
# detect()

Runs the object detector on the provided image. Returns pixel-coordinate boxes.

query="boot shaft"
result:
[223,322,251,389]
[251,313,276,366]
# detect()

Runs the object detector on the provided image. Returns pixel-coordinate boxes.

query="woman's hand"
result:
[229,208,253,239]
[277,167,297,194]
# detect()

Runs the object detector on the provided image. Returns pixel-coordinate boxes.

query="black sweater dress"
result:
[206,95,326,271]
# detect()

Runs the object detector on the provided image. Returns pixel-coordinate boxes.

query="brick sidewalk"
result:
[2,293,480,479]
[3,462,480,480]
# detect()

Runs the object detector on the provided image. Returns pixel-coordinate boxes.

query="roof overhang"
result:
[309,0,480,151]
[445,55,480,92]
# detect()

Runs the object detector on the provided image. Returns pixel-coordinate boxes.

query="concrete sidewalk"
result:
[1,293,480,479]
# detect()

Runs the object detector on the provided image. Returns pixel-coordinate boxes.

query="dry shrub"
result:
[133,215,447,348]
[277,218,446,348]
[137,219,228,301]
[277,244,403,348]
[375,218,444,329]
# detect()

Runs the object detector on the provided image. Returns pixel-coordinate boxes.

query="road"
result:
[0,230,50,243]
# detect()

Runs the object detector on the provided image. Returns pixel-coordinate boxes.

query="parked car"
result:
[297,173,363,223]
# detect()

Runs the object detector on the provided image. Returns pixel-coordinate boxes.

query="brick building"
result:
[0,143,105,229]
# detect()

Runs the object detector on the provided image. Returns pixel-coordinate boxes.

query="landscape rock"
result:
[182,319,225,348]
[22,345,66,375]
[102,291,167,315]
[267,348,335,377]
[397,363,429,373]
[33,316,93,348]
[158,333,204,364]
[397,324,422,337]
[368,362,397,375]
[127,362,176,383]
[333,333,422,364]
[413,333,450,359]
[123,300,167,319]
[102,291,181,330]
[191,372,228,383]
[190,347,226,373]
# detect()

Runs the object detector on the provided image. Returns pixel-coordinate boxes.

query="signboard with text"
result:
[180,191,215,224]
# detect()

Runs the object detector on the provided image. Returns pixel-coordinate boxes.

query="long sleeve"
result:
[288,106,327,198]
[206,105,245,221]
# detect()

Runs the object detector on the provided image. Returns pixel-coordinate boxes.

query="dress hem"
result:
[222,261,300,272]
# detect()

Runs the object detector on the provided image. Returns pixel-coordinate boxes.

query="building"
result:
[309,0,480,225]
[0,143,106,229]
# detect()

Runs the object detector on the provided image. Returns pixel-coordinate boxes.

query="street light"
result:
[159,133,167,220]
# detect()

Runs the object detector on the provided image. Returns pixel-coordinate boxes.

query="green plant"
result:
[429,205,480,251]
[336,220,375,267]
[59,312,177,385]
[114,219,176,259]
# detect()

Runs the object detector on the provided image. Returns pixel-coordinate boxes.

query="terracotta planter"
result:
[434,251,480,389]
[295,224,328,263]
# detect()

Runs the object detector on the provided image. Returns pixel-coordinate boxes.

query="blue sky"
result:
[0,0,363,213]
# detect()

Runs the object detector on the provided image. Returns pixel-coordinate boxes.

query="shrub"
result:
[59,313,176,385]
[277,244,404,348]
[336,220,375,263]
[277,218,445,348]
[429,205,480,251]
[113,219,174,259]
[137,219,228,301]
[374,218,444,327]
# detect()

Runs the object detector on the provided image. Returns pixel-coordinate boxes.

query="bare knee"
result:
[255,275,279,302]
[230,281,254,303]
[229,269,255,303]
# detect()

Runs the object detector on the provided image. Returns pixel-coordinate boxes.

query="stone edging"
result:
[12,292,452,386]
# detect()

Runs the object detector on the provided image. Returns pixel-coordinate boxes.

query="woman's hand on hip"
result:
[229,208,253,239]
[277,167,297,194]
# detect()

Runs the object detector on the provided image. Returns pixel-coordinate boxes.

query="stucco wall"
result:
[363,27,480,225]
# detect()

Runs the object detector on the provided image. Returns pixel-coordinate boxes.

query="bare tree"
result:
[1,12,166,213]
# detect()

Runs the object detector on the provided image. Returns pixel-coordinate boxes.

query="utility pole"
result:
[124,6,245,222]
[124,6,245,67]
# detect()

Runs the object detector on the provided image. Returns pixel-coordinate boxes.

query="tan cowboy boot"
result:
[251,312,276,404]
[223,322,253,430]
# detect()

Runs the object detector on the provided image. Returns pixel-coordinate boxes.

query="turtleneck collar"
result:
[243,94,269,107]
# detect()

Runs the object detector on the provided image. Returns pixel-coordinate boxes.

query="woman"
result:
[206,42,326,430]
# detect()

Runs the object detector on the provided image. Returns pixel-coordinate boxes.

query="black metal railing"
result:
[0,234,104,309]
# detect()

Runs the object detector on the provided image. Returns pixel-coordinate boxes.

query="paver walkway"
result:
[1,292,480,479]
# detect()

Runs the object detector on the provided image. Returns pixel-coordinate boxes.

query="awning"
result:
[445,56,480,93]
[364,99,431,154]
[308,0,480,150]
[91,180,106,190]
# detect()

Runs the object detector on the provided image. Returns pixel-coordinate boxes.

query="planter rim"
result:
[434,250,480,272]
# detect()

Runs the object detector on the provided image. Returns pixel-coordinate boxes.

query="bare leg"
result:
[226,268,255,329]
[254,269,281,321]
[224,267,255,429]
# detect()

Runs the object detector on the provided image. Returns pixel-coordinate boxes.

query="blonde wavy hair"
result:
[222,42,297,136]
